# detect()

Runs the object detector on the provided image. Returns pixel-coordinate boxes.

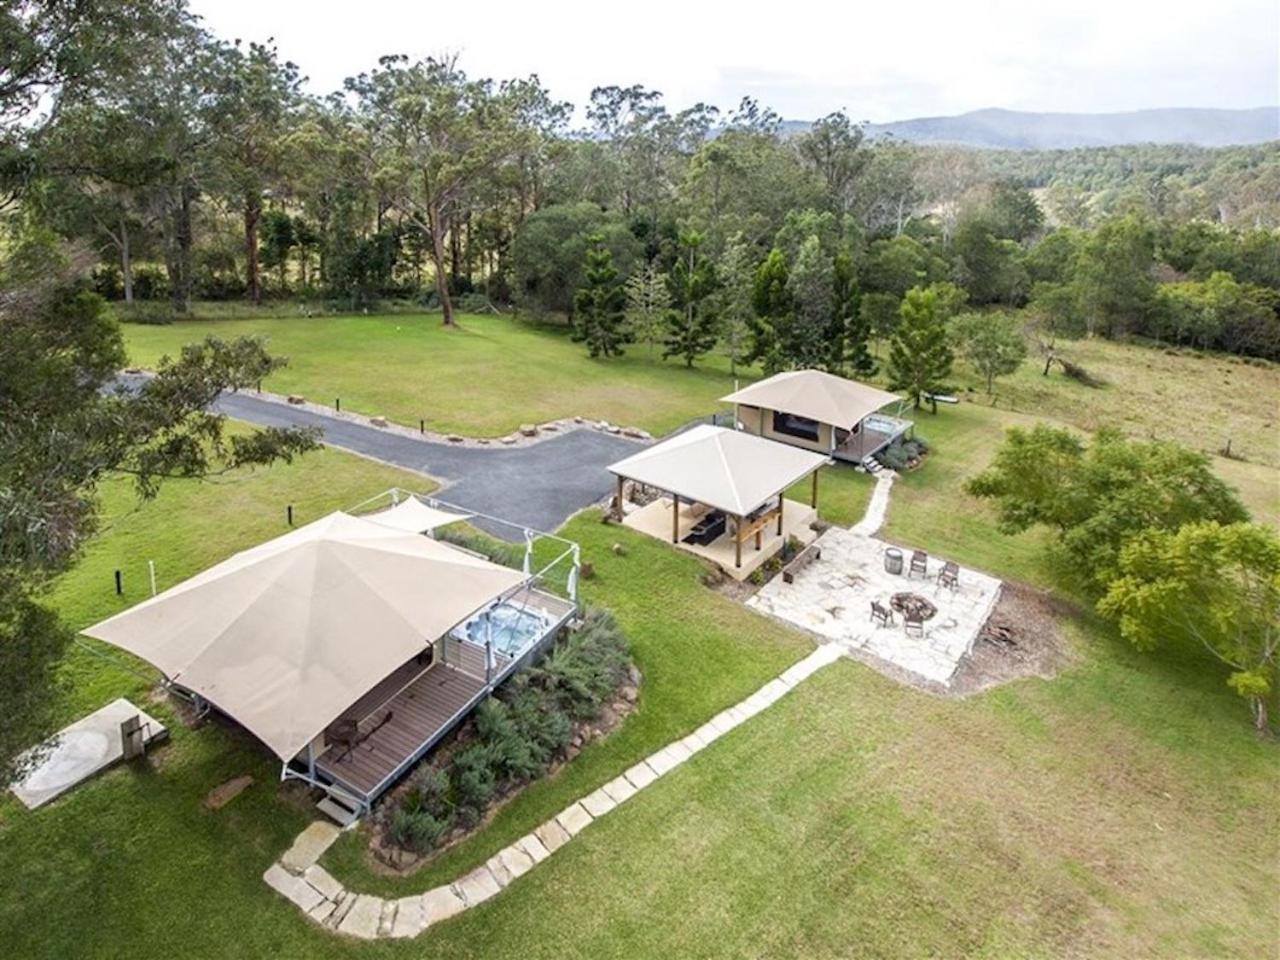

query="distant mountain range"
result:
[778,106,1279,150]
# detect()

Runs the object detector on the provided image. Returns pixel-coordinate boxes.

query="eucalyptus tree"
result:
[350,56,528,326]
[714,232,759,376]
[796,111,868,213]
[205,40,304,304]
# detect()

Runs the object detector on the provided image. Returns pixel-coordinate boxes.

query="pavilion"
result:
[721,369,911,465]
[608,424,829,579]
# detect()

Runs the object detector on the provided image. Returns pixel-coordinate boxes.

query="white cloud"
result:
[191,0,1280,121]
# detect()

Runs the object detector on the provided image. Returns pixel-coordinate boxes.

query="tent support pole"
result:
[671,494,679,543]
[777,494,784,536]
[735,517,743,568]
[616,475,624,520]
[812,469,819,508]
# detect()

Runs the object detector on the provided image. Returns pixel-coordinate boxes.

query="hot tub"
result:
[455,602,551,658]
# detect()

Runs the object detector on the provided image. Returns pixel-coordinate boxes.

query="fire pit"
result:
[890,592,937,622]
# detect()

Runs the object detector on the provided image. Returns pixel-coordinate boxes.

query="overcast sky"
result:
[191,0,1279,123]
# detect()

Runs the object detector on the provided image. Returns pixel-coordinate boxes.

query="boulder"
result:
[370,416,388,428]
[500,435,518,445]
[287,395,306,405]
[622,427,651,440]
[446,434,464,443]
[519,423,538,437]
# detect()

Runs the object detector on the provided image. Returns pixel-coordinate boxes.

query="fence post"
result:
[114,570,123,596]
[148,560,157,597]
[287,504,294,526]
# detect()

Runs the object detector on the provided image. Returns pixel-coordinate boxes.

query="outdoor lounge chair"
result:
[683,511,726,546]
[903,614,925,637]
[937,561,959,592]
[869,599,894,627]
[908,550,929,578]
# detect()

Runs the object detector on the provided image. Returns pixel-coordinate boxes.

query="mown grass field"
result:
[2,311,1275,958]
[121,311,751,439]
[1,436,1275,959]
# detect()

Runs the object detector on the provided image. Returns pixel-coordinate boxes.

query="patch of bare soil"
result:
[204,775,254,810]
[949,582,1076,696]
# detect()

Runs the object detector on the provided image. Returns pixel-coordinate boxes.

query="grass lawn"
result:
[121,312,753,438]
[1,442,1274,957]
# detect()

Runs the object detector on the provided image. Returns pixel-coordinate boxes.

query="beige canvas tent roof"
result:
[82,512,526,761]
[364,497,470,534]
[721,370,900,429]
[608,424,828,516]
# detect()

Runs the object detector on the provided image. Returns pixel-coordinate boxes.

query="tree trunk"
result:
[119,216,133,305]
[428,204,455,328]
[168,185,194,315]
[1254,696,1269,734]
[244,197,261,305]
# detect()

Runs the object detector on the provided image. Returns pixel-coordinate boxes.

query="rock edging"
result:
[262,644,843,939]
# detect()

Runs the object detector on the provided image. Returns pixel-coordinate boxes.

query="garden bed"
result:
[367,607,637,871]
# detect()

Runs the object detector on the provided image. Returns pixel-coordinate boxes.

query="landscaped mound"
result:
[375,607,635,864]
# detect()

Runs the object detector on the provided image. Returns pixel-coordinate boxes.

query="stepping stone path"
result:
[263,643,843,939]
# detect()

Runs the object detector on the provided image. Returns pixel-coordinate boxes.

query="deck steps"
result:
[316,793,362,826]
[860,456,883,474]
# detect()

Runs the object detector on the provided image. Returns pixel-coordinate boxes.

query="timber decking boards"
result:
[315,648,508,796]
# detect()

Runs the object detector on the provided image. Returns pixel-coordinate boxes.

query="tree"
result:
[835,250,875,377]
[966,426,1249,592]
[260,209,296,293]
[859,292,900,356]
[795,111,867,213]
[952,312,1027,393]
[623,261,671,357]
[663,231,718,367]
[350,56,527,327]
[714,232,757,376]
[1098,522,1280,733]
[509,202,641,317]
[1074,213,1157,338]
[748,247,793,374]
[0,252,319,784]
[786,235,834,369]
[206,40,302,305]
[887,285,955,411]
[571,236,629,358]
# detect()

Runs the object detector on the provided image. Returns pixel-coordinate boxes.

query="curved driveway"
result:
[209,391,648,540]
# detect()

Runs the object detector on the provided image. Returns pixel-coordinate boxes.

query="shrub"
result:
[535,608,630,721]
[451,744,499,824]
[115,301,176,325]
[386,807,451,853]
[475,698,543,781]
[505,682,572,763]
[435,527,524,569]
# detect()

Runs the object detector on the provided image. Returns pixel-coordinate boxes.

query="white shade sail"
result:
[608,424,828,517]
[721,369,901,429]
[365,497,470,534]
[82,512,526,760]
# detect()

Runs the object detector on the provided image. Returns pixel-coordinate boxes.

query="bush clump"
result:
[380,605,631,855]
[876,434,930,471]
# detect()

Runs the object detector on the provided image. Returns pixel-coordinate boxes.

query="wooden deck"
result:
[314,643,506,797]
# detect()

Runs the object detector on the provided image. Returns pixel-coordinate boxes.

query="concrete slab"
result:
[281,821,341,874]
[601,774,638,805]
[390,896,426,938]
[534,818,572,853]
[555,801,594,837]
[10,698,167,809]
[497,844,536,881]
[455,866,502,906]
[623,760,659,790]
[264,863,326,914]
[421,886,467,926]
[515,833,552,864]
[337,894,384,939]
[303,864,345,902]
[580,787,618,818]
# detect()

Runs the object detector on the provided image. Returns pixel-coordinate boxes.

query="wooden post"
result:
[735,516,742,568]
[811,469,819,508]
[616,475,625,520]
[671,494,680,543]
[777,494,784,536]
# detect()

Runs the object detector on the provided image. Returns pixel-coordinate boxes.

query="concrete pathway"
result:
[851,472,895,537]
[262,644,844,939]
[118,374,647,541]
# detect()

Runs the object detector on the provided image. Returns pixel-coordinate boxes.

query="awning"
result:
[365,497,470,534]
[82,512,527,760]
[608,424,828,517]
[721,370,901,429]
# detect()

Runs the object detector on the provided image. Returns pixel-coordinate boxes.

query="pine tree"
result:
[572,235,630,358]
[887,285,954,412]
[715,233,756,376]
[623,261,671,357]
[786,234,834,369]
[662,231,718,367]
[836,251,877,378]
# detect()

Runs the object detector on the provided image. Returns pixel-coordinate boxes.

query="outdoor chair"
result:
[908,550,929,578]
[937,561,959,592]
[684,511,726,546]
[869,599,894,627]
[903,614,925,637]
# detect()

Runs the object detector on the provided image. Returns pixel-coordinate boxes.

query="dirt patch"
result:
[948,582,1076,696]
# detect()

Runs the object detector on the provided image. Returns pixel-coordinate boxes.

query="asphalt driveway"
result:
[208,390,647,539]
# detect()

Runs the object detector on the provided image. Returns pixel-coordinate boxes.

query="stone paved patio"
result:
[748,526,1001,686]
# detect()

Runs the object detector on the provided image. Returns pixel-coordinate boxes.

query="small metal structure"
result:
[884,547,904,576]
